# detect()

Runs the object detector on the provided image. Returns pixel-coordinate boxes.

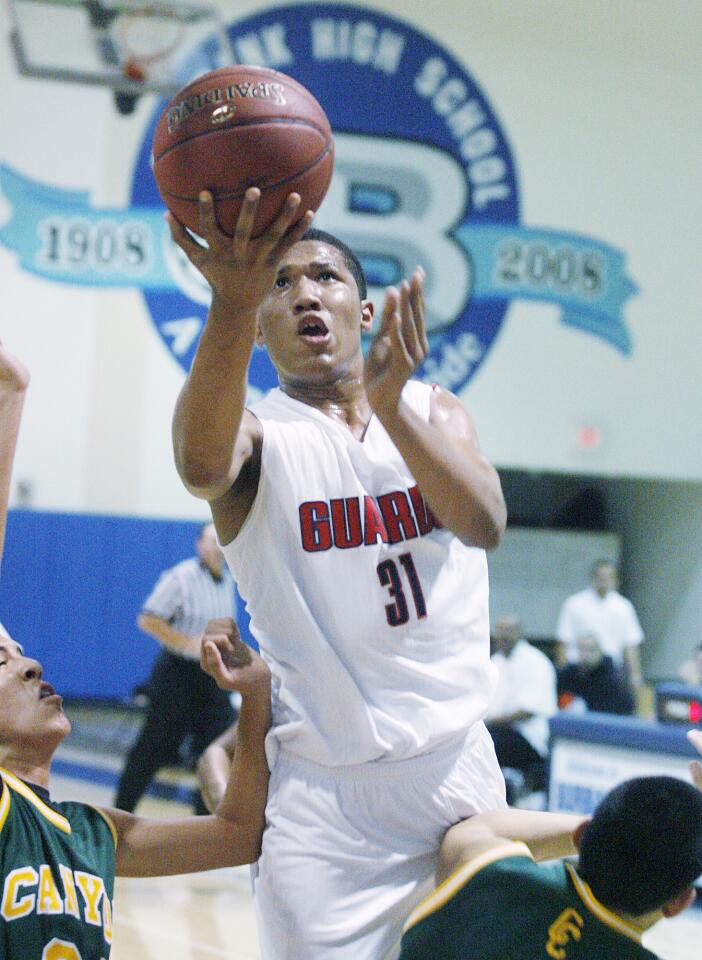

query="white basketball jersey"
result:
[222,381,496,766]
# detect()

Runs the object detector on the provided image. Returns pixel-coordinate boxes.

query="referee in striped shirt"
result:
[114,523,237,814]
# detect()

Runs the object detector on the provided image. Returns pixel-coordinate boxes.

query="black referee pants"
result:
[114,649,235,814]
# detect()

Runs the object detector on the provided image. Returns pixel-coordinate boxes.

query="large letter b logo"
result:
[316,134,472,336]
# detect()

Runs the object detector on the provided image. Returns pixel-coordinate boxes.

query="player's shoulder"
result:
[0,767,74,836]
[402,378,433,399]
[405,841,538,933]
[59,802,119,850]
[401,849,574,960]
[247,387,292,420]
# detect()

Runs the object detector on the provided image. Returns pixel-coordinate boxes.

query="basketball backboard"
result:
[5,0,233,103]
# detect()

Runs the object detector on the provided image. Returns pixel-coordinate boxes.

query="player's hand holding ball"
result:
[154,65,334,314]
[166,188,314,314]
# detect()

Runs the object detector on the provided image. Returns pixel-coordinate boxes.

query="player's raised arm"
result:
[437,809,587,884]
[0,342,30,570]
[171,190,314,502]
[104,622,271,877]
[363,273,506,548]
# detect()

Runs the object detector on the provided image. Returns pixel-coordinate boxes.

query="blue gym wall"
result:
[0,510,253,700]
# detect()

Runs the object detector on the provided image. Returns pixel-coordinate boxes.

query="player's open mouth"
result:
[39,681,60,701]
[297,316,330,342]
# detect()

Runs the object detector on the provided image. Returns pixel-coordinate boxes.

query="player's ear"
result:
[662,886,696,918]
[360,299,374,333]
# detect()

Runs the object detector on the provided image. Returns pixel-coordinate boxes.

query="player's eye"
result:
[319,270,336,281]
[274,276,289,289]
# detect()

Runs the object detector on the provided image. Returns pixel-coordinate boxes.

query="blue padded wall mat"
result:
[0,510,253,700]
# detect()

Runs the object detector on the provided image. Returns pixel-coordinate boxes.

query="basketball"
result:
[152,65,334,237]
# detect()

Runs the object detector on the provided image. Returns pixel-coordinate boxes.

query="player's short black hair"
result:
[578,776,702,915]
[300,228,367,300]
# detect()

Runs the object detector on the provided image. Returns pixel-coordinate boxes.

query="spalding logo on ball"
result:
[152,65,334,237]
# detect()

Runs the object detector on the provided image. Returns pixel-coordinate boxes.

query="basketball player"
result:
[170,188,508,959]
[0,348,274,956]
[0,618,271,958]
[400,756,702,959]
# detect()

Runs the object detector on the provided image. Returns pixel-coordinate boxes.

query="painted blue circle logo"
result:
[131,3,520,395]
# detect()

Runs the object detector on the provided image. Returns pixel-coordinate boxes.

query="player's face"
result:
[257,241,374,387]
[0,639,70,758]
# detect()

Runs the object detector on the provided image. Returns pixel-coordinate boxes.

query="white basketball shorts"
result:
[252,721,505,959]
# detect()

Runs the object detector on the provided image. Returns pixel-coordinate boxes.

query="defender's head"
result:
[0,634,70,770]
[575,776,702,920]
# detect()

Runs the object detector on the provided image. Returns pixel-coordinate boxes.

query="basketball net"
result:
[116,5,186,85]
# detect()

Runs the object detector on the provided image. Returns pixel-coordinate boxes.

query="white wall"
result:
[609,480,702,680]
[2,0,701,518]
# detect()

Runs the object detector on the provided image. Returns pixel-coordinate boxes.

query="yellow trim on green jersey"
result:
[91,806,118,849]
[404,841,533,932]
[0,766,71,834]
[0,774,10,834]
[566,862,644,944]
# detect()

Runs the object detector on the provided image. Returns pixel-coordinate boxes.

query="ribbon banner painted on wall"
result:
[0,2,638,397]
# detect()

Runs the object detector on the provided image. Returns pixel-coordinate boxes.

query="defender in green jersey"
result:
[1,768,117,960]
[400,766,702,960]
[0,621,272,960]
[0,346,273,957]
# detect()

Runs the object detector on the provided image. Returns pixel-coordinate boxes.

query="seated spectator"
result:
[558,632,635,715]
[485,615,557,802]
[556,560,643,689]
[678,642,702,686]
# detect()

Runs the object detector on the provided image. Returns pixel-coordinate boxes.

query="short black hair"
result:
[300,228,367,300]
[578,776,702,915]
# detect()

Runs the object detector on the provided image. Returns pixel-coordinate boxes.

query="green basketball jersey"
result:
[399,841,659,960]
[1,767,117,959]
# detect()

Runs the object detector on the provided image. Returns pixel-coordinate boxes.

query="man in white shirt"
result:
[485,615,557,801]
[556,560,644,688]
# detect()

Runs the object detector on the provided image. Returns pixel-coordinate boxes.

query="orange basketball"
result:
[152,65,334,237]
